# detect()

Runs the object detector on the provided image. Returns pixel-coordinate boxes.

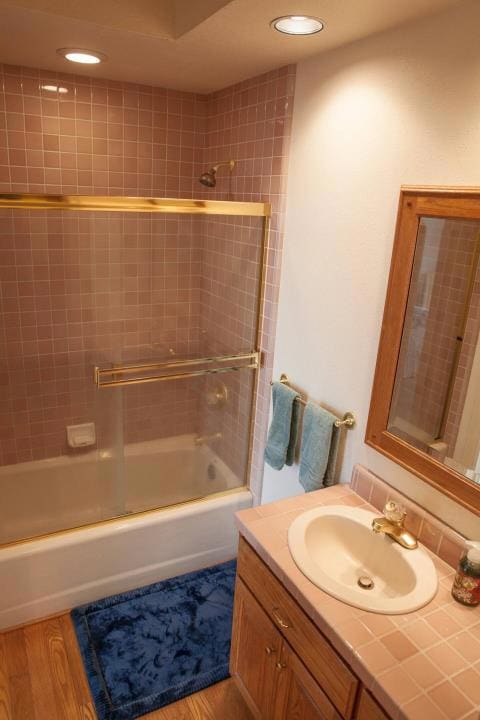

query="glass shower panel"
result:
[0,200,267,545]
[0,209,125,544]
[200,215,265,356]
[120,367,255,515]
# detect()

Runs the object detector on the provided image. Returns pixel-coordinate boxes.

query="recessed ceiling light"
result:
[57,48,106,64]
[271,15,324,35]
[41,84,69,94]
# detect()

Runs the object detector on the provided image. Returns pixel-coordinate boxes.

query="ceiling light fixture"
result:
[271,15,324,36]
[41,84,69,94]
[57,48,106,64]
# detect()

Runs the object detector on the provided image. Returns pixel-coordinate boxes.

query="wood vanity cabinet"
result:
[356,689,391,720]
[230,537,391,720]
[231,579,279,719]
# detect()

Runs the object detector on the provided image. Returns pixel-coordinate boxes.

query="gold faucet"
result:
[372,501,418,550]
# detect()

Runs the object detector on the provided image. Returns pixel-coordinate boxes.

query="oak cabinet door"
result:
[275,643,340,720]
[237,537,358,718]
[230,578,280,720]
[356,688,391,720]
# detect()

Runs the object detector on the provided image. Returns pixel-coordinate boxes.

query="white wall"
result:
[262,0,480,538]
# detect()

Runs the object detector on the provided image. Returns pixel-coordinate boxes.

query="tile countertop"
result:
[235,484,480,720]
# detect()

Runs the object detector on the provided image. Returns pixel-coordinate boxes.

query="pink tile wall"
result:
[198,65,296,499]
[0,63,204,463]
[196,215,264,482]
[0,62,210,461]
[0,61,295,497]
[199,216,264,356]
[0,63,206,196]
[0,209,203,462]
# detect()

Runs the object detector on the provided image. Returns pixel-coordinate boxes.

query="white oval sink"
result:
[288,505,438,614]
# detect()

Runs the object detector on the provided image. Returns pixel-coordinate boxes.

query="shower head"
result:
[199,169,217,187]
[199,160,235,188]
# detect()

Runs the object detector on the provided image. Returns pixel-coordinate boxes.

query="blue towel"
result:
[299,403,340,492]
[264,382,300,470]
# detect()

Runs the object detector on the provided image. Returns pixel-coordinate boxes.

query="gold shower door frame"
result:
[0,193,271,545]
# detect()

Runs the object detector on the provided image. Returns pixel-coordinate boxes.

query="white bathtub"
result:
[0,435,251,629]
[0,434,242,544]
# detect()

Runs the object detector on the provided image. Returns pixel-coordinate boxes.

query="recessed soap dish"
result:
[67,423,96,449]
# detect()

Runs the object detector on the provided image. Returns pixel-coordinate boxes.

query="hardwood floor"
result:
[0,614,254,720]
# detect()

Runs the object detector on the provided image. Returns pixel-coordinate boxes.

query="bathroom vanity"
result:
[230,471,479,720]
[231,536,385,720]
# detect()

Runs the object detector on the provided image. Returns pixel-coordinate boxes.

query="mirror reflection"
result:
[388,216,480,485]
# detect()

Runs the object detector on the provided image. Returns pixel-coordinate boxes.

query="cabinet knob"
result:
[265,646,275,655]
[272,608,290,629]
[276,661,287,669]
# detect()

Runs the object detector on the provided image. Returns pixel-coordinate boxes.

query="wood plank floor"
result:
[0,614,254,720]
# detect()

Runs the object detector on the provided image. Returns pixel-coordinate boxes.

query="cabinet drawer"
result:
[356,689,391,720]
[237,537,358,719]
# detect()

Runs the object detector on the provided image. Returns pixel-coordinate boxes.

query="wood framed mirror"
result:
[366,186,480,515]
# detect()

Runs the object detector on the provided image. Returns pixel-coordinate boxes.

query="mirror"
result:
[367,187,480,515]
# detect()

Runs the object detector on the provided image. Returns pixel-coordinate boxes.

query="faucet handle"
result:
[383,500,406,525]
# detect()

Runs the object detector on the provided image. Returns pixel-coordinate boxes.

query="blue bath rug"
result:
[71,560,236,720]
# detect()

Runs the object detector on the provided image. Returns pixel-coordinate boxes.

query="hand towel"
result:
[264,382,300,470]
[299,403,339,492]
[323,423,340,487]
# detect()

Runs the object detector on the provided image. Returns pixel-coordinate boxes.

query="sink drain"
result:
[358,575,374,590]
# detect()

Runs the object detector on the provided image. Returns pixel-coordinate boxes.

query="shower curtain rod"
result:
[0,193,271,217]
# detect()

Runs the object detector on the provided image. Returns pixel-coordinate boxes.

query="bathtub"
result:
[0,435,251,630]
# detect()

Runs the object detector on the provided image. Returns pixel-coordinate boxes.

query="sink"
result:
[288,505,438,614]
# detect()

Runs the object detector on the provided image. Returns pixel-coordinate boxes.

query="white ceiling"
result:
[0,0,462,93]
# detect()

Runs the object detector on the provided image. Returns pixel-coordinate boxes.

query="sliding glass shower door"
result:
[0,197,268,544]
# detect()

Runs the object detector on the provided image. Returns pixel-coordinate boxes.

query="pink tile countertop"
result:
[235,465,480,720]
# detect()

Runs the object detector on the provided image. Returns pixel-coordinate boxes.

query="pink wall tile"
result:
[0,62,295,489]
[199,66,296,500]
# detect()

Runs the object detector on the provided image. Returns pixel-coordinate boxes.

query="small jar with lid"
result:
[451,542,480,606]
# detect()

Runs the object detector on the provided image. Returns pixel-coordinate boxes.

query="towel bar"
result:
[95,352,259,388]
[270,374,356,429]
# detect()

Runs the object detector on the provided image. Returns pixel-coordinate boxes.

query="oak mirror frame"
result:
[366,186,480,516]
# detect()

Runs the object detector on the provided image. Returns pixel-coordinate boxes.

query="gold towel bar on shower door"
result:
[94,351,260,388]
[270,374,356,429]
